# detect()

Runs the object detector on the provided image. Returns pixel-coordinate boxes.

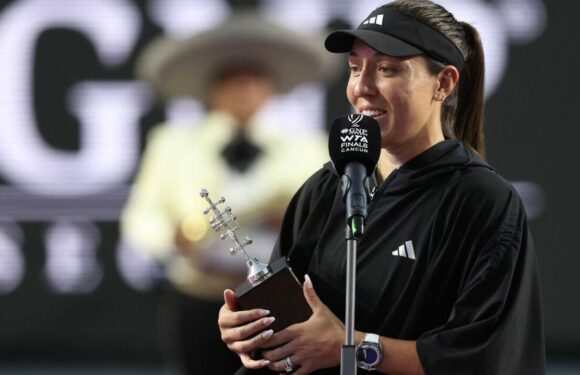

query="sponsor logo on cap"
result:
[362,14,384,26]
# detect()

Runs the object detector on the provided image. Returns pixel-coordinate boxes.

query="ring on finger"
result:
[284,355,294,373]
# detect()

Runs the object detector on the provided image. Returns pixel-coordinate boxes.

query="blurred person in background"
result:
[121,8,330,375]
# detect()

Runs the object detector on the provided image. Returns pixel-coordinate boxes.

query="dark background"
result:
[483,0,580,355]
[0,0,578,368]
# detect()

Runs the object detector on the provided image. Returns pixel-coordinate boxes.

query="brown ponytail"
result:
[386,0,487,156]
[454,22,485,156]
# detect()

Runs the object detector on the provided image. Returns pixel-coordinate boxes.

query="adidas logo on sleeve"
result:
[392,240,416,260]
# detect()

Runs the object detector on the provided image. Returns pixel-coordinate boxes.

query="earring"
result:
[434,93,445,102]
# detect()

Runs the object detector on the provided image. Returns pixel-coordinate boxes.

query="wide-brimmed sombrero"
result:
[137,11,330,101]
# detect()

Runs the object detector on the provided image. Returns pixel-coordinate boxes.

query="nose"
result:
[352,67,377,98]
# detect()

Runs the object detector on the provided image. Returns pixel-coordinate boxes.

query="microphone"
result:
[328,114,381,238]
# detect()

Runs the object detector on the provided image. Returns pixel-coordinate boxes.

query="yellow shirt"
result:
[121,111,328,300]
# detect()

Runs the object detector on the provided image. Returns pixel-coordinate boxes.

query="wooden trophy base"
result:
[234,258,311,332]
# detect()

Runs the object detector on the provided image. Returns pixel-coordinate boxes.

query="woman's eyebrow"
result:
[348,50,383,58]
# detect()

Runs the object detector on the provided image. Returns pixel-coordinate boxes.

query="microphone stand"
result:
[340,162,370,375]
[340,216,363,375]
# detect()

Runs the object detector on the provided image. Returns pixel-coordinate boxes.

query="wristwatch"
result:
[356,333,383,371]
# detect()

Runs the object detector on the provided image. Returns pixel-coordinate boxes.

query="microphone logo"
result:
[329,114,380,176]
[347,114,364,127]
[340,127,369,153]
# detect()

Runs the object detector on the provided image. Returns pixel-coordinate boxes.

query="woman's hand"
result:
[262,275,344,374]
[218,289,276,370]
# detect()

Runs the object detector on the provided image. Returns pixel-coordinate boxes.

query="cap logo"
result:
[348,114,364,127]
[362,14,384,26]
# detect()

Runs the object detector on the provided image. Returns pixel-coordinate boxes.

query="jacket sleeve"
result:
[416,175,545,375]
[269,164,339,278]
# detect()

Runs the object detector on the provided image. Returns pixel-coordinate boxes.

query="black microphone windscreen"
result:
[328,114,381,175]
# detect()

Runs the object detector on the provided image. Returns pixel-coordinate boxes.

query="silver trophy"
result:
[200,188,271,285]
[200,188,311,332]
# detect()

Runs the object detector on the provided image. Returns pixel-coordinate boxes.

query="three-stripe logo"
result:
[392,240,416,260]
[362,14,384,26]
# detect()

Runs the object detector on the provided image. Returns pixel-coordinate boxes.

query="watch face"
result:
[357,345,380,366]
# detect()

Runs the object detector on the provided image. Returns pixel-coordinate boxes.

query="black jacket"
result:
[239,140,545,375]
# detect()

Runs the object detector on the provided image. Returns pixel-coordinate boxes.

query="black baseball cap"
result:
[325,6,464,71]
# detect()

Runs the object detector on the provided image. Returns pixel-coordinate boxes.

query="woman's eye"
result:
[378,66,396,74]
[349,65,361,74]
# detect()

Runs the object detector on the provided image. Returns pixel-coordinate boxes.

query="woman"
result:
[218,1,545,374]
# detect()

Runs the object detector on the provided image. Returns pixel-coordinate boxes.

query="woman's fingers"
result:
[222,315,276,343]
[267,353,308,374]
[218,290,279,368]
[219,306,271,327]
[261,324,299,349]
[223,289,239,310]
[261,328,299,361]
[239,353,271,370]
[228,327,275,353]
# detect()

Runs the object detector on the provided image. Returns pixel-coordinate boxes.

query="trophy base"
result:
[235,257,311,332]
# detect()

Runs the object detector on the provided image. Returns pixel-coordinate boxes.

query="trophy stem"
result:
[247,258,272,286]
[200,188,272,286]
